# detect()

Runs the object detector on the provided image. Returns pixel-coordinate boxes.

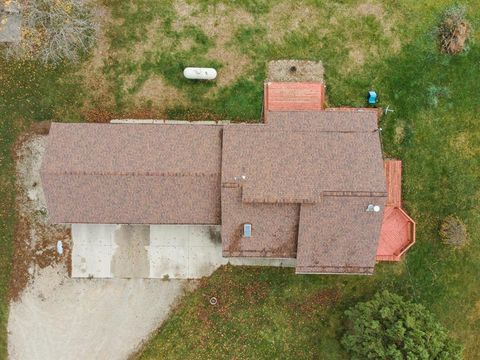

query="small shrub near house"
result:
[440,215,469,248]
[4,0,96,64]
[342,290,463,360]
[436,5,471,54]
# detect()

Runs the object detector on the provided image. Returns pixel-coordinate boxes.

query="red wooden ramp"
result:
[264,82,325,112]
[376,160,416,262]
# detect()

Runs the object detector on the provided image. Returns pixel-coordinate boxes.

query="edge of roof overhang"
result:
[295,266,374,275]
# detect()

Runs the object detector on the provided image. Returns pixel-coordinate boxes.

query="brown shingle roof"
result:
[221,187,299,258]
[266,110,378,132]
[41,123,222,224]
[222,125,386,204]
[296,196,386,274]
[43,108,387,274]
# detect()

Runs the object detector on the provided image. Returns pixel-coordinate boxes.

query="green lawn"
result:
[1,0,479,359]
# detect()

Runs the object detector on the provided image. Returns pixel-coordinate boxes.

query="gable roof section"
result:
[221,125,386,204]
[296,196,386,274]
[41,123,222,224]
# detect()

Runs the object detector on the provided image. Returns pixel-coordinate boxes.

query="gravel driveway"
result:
[8,264,193,360]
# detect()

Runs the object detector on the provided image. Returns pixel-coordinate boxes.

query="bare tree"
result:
[4,0,96,64]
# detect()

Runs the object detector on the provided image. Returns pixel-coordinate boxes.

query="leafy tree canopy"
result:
[342,290,463,360]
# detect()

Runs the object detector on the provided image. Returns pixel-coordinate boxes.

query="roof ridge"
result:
[322,191,387,197]
[42,171,220,177]
[225,127,377,134]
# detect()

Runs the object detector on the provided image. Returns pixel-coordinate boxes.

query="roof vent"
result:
[366,204,381,212]
[243,223,252,238]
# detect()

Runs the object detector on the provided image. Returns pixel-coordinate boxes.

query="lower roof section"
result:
[295,196,386,274]
[265,110,379,132]
[42,174,221,224]
[221,187,299,258]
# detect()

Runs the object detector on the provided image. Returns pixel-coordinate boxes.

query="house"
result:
[41,81,415,275]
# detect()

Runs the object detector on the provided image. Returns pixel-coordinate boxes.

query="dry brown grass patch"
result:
[79,4,116,111]
[450,132,478,159]
[135,75,187,108]
[173,1,254,91]
[264,2,321,42]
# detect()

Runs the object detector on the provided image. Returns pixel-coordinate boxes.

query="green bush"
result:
[342,291,463,360]
[440,215,469,247]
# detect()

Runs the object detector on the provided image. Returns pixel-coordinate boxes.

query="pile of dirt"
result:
[10,131,72,300]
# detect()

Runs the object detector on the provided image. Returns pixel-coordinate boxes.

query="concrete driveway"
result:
[72,224,295,279]
[72,224,226,278]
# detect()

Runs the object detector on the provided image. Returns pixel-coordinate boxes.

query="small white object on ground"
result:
[56,240,63,255]
[183,67,217,80]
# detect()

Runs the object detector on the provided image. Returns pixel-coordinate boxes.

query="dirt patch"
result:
[135,75,187,107]
[267,60,324,82]
[83,107,168,123]
[10,132,71,300]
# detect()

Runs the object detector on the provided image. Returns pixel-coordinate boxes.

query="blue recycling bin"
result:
[368,91,378,105]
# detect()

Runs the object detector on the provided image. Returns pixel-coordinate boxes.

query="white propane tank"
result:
[183,67,217,80]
